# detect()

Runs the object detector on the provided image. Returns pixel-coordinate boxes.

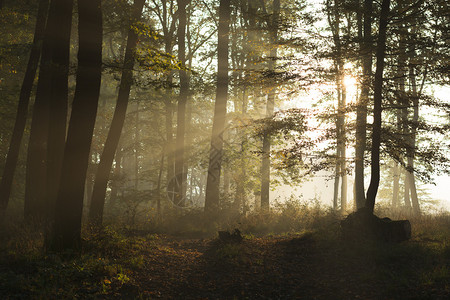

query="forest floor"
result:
[1,213,449,299]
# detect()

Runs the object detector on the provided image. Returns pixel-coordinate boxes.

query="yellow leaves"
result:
[131,22,159,41]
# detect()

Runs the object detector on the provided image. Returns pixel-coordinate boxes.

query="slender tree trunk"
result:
[109,146,122,208]
[394,0,407,209]
[327,0,346,211]
[24,0,58,220]
[175,0,189,206]
[392,162,400,207]
[165,97,175,198]
[204,0,230,214]
[235,88,247,211]
[365,0,390,213]
[89,0,146,225]
[45,0,74,223]
[261,0,280,211]
[134,101,140,190]
[340,93,347,211]
[354,0,372,210]
[408,49,420,215]
[0,0,49,219]
[156,148,164,217]
[333,147,340,210]
[403,169,411,208]
[49,0,102,252]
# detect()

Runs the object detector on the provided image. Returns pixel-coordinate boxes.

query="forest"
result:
[0,0,449,298]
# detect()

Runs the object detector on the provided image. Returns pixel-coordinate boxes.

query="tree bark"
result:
[261,0,279,211]
[394,0,407,210]
[354,0,372,210]
[0,0,49,219]
[175,0,189,206]
[365,0,390,213]
[204,0,230,214]
[45,0,74,220]
[327,0,346,211]
[89,0,146,225]
[408,45,420,215]
[49,0,102,252]
[24,0,57,220]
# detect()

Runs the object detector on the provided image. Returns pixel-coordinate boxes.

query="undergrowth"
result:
[0,203,449,299]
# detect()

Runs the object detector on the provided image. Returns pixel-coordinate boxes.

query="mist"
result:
[0,0,449,298]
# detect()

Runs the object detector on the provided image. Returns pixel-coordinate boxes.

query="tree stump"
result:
[341,208,411,243]
[218,229,243,243]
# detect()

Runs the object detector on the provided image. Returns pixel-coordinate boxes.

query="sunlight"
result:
[343,75,357,89]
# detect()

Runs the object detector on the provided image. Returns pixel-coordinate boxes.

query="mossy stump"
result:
[341,208,411,243]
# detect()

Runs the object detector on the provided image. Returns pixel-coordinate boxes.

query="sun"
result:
[343,75,357,89]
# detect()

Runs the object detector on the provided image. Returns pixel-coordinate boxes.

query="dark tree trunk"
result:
[0,0,49,219]
[24,0,73,221]
[49,0,102,252]
[204,0,230,214]
[394,0,407,209]
[365,0,391,213]
[408,40,420,215]
[260,0,280,211]
[175,0,189,206]
[24,1,56,220]
[89,0,145,225]
[354,0,372,210]
[45,0,74,219]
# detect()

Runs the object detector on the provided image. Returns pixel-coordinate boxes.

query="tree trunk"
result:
[134,101,140,190]
[45,0,74,222]
[156,148,164,217]
[408,47,420,215]
[109,146,122,208]
[0,0,49,219]
[49,0,102,252]
[365,0,390,213]
[394,0,407,210]
[89,0,145,225]
[175,0,189,207]
[204,0,230,214]
[260,0,279,211]
[403,168,411,208]
[354,0,372,210]
[24,0,59,221]
[392,162,400,207]
[327,0,346,211]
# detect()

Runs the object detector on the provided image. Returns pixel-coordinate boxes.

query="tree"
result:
[89,0,146,225]
[24,0,73,221]
[0,0,49,220]
[174,0,189,206]
[365,0,390,213]
[49,0,103,252]
[326,0,347,212]
[261,0,280,211]
[354,0,372,210]
[45,0,74,219]
[204,0,231,214]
